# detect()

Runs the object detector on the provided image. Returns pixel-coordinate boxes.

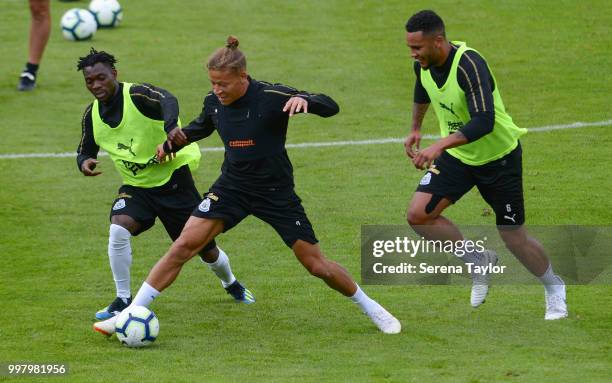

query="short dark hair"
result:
[405,10,445,37]
[76,48,117,71]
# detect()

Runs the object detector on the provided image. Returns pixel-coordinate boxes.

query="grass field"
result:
[1,0,611,382]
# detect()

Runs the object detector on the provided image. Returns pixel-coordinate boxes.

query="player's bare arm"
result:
[405,102,429,158]
[412,131,468,170]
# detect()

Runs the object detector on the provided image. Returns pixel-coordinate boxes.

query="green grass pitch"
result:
[1,1,611,382]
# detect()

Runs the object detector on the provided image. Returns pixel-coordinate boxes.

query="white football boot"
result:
[93,315,119,336]
[470,250,498,308]
[366,305,402,334]
[545,280,568,320]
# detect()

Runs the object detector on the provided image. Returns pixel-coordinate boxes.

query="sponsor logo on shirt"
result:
[229,139,255,148]
[447,120,464,132]
[121,154,159,176]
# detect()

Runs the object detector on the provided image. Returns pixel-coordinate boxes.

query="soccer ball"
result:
[60,8,97,41]
[89,0,123,28]
[114,306,159,348]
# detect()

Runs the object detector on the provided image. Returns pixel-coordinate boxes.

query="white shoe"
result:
[545,282,568,320]
[93,315,118,336]
[470,250,498,308]
[366,306,401,334]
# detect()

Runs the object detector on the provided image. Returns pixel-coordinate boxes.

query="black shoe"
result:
[17,72,36,91]
[95,296,131,320]
[224,281,256,304]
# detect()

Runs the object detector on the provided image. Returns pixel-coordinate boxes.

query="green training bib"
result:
[420,42,527,165]
[92,82,201,187]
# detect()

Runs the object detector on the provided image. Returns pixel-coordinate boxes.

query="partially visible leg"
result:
[292,240,356,296]
[142,217,224,296]
[498,226,550,276]
[28,0,51,65]
[498,226,567,320]
[407,191,461,241]
[292,240,401,334]
[483,144,566,319]
[158,178,253,302]
[199,244,255,303]
[19,0,50,91]
[108,215,140,300]
[407,191,496,307]
[94,211,145,320]
[94,213,227,335]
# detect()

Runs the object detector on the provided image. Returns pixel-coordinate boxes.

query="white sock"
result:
[131,281,160,307]
[349,284,381,314]
[202,248,236,288]
[108,224,132,299]
[539,263,563,294]
[457,248,484,265]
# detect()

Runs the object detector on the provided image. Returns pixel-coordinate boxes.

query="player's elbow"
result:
[325,101,340,117]
[316,96,340,117]
[482,111,495,135]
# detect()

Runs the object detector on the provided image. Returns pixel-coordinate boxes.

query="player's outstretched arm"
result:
[299,93,339,117]
[267,83,339,117]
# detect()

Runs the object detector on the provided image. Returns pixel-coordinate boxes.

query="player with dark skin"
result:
[404,27,548,277]
[80,62,220,263]
[402,10,566,319]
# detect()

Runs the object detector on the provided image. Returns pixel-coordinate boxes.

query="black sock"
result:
[24,62,39,75]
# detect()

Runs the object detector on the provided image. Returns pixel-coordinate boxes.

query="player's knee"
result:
[30,2,50,19]
[109,223,130,241]
[111,215,139,234]
[499,229,527,251]
[407,207,430,226]
[198,246,219,263]
[306,259,332,279]
[169,237,198,264]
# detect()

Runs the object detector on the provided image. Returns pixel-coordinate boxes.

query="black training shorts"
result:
[191,180,318,248]
[416,143,525,227]
[109,165,216,250]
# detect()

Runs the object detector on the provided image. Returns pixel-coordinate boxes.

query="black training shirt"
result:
[167,78,339,189]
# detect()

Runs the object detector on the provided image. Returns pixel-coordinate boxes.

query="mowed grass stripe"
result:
[0,118,610,160]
